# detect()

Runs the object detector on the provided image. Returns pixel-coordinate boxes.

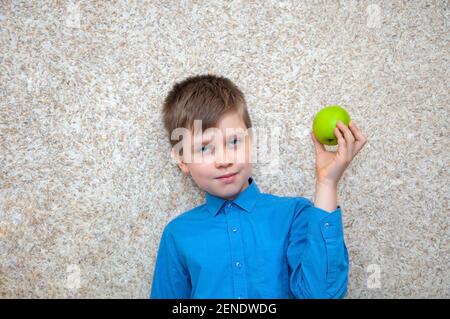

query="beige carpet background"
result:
[0,0,448,298]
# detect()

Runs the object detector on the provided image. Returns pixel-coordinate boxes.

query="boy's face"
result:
[173,111,253,201]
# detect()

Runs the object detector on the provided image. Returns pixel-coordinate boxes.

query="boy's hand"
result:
[310,121,367,188]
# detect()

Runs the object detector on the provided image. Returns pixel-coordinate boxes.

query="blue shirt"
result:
[150,176,349,299]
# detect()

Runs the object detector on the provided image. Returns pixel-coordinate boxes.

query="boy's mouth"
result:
[216,173,237,178]
[215,172,238,179]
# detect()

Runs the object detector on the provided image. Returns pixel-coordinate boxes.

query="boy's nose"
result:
[214,148,234,167]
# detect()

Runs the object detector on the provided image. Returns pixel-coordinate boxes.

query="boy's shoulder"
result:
[258,192,313,208]
[163,203,209,234]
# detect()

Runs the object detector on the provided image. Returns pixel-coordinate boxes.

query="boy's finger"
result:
[349,122,368,155]
[334,127,347,160]
[337,121,354,159]
[310,131,326,154]
[348,122,366,142]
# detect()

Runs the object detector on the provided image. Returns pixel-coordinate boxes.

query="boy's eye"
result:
[229,137,241,146]
[195,137,242,153]
[198,144,212,153]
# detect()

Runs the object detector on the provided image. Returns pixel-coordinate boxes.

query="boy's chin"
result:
[215,178,249,199]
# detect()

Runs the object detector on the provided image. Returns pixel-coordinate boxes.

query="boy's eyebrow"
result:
[191,136,213,147]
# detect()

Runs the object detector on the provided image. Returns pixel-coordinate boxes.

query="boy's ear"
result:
[171,148,190,176]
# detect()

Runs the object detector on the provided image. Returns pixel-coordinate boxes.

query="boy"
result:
[150,74,367,299]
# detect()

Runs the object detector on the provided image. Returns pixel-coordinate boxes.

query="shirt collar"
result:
[205,176,260,217]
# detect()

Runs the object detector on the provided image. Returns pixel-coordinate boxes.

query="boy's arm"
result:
[150,225,191,299]
[287,197,349,299]
[313,181,337,213]
[294,120,365,298]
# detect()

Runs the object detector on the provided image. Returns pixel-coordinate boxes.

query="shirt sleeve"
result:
[150,223,192,299]
[287,197,349,299]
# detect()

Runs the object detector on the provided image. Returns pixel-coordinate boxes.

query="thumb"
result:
[310,131,326,154]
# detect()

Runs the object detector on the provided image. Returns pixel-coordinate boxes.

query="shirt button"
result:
[235,261,241,268]
[238,296,242,299]
[232,227,238,233]
[324,222,330,228]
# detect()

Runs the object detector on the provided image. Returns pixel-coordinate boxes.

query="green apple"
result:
[312,105,351,145]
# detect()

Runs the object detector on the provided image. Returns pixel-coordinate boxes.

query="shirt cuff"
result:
[307,205,344,241]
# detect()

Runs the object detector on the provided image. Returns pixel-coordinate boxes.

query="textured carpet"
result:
[0,0,448,298]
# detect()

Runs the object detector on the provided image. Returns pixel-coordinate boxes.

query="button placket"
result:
[226,205,248,299]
